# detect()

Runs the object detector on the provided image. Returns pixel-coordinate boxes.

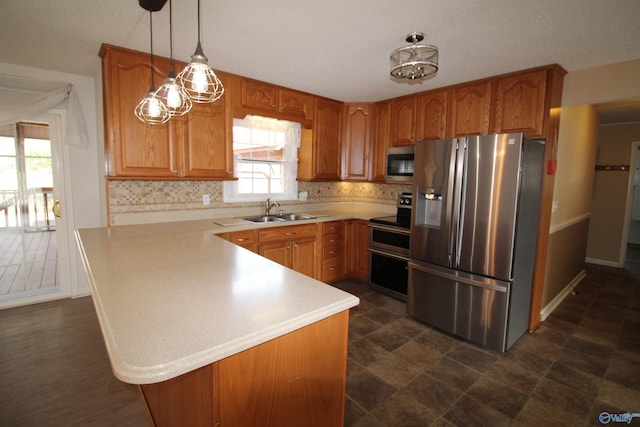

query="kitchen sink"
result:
[243,215,286,223]
[242,213,316,223]
[278,213,316,221]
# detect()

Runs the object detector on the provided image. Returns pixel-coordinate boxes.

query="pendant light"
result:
[154,0,192,116]
[135,11,171,124]
[390,32,439,81]
[176,0,224,103]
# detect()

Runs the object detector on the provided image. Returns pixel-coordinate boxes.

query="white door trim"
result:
[619,140,640,266]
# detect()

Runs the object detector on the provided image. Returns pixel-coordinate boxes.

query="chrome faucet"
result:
[264,198,280,216]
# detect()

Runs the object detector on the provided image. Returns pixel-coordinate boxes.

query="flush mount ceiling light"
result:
[176,0,224,103]
[135,10,171,125]
[390,32,439,81]
[154,0,192,116]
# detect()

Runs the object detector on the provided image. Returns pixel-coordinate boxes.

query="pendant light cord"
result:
[148,11,156,90]
[197,0,201,43]
[168,0,175,75]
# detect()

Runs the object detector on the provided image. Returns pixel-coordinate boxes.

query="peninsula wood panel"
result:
[138,311,349,427]
[216,311,349,426]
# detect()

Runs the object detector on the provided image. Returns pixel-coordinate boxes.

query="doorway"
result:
[0,122,60,303]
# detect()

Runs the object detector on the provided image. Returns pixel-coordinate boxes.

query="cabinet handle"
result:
[172,169,178,174]
[329,239,337,243]
[329,250,336,255]
[286,245,291,250]
[329,267,336,271]
[285,232,297,236]
[294,243,298,248]
[235,238,248,242]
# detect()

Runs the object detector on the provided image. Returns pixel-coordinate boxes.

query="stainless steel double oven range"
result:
[368,192,412,301]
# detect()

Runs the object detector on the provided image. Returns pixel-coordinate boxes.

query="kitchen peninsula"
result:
[75,217,361,426]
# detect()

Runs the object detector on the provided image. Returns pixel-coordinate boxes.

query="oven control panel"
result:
[397,192,413,208]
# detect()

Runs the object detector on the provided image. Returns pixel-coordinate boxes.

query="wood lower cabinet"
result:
[258,224,319,278]
[219,229,258,253]
[342,103,373,181]
[448,80,492,137]
[346,219,369,282]
[320,221,345,283]
[139,310,349,427]
[100,44,233,179]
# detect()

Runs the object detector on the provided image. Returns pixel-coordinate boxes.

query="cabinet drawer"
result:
[258,224,318,243]
[322,221,344,235]
[227,230,257,246]
[322,257,344,283]
[322,234,343,247]
[323,244,342,259]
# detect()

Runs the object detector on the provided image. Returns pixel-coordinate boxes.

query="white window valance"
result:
[0,74,89,147]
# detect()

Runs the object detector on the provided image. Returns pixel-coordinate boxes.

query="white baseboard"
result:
[585,257,621,268]
[540,269,587,321]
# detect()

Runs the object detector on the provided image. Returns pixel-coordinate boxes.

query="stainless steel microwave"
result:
[385,146,414,182]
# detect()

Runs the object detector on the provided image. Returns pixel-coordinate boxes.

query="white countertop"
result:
[76,206,389,384]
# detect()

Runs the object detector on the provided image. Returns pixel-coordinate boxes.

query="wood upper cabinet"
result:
[371,100,391,182]
[236,79,314,126]
[342,103,373,181]
[100,44,232,179]
[416,89,449,141]
[299,97,342,181]
[390,96,417,146]
[493,69,548,138]
[448,80,492,137]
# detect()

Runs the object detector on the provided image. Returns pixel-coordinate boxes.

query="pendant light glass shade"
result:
[136,11,171,124]
[135,90,171,124]
[154,0,192,116]
[176,0,224,103]
[390,32,438,80]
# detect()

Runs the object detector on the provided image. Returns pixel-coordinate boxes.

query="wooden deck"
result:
[0,229,58,301]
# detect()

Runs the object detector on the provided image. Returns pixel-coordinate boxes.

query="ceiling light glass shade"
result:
[390,32,438,80]
[155,74,192,116]
[176,42,225,103]
[135,90,171,124]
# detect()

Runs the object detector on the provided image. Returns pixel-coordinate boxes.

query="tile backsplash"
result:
[108,180,412,216]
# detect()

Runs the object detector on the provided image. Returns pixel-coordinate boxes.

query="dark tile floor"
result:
[334,252,640,426]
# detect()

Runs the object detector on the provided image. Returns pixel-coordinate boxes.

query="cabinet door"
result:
[292,237,316,278]
[181,74,233,178]
[390,96,417,146]
[259,241,290,267]
[342,103,372,181]
[494,69,547,138]
[279,88,314,121]
[448,81,492,137]
[312,98,342,180]
[416,90,448,141]
[240,80,278,112]
[372,101,391,182]
[354,220,370,280]
[101,45,180,177]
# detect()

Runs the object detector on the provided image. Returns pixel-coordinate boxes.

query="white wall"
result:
[0,61,106,296]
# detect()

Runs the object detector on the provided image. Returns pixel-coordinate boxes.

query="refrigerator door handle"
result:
[408,261,508,293]
[455,138,469,267]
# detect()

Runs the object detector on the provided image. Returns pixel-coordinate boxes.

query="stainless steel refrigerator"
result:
[408,133,544,352]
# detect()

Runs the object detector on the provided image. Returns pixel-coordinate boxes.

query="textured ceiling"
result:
[1,0,640,108]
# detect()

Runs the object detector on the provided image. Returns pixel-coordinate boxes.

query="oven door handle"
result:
[368,247,410,262]
[368,223,412,235]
